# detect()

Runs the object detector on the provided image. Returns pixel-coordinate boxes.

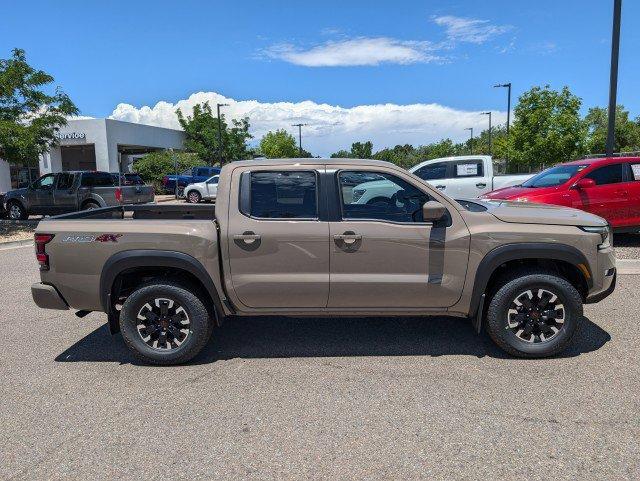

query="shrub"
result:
[133,151,203,190]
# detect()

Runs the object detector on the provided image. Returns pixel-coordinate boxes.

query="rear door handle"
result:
[233,232,261,243]
[476,183,487,188]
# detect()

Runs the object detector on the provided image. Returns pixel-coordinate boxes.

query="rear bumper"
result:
[31,283,69,310]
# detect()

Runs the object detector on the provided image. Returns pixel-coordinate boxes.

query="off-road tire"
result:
[485,269,583,358]
[7,201,28,220]
[119,281,214,365]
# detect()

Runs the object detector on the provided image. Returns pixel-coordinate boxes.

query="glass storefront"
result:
[10,165,40,189]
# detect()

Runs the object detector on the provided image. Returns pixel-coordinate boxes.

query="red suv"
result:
[481,156,640,231]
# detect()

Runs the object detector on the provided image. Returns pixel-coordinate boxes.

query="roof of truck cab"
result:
[230,158,398,168]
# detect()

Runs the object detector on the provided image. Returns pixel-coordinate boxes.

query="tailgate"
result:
[121,185,154,204]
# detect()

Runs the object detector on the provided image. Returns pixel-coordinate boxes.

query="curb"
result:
[617,259,640,275]
[0,238,33,250]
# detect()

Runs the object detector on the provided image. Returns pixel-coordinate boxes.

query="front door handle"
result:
[476,183,487,188]
[334,233,362,244]
[234,232,261,243]
[436,185,446,190]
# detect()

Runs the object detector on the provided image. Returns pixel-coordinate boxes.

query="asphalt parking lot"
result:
[1,245,639,480]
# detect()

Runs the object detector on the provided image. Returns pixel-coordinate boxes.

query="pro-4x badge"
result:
[62,234,122,243]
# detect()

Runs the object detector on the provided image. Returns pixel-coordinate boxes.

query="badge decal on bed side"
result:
[94,234,123,243]
[62,234,122,243]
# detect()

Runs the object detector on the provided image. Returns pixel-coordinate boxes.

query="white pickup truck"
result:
[408,155,533,198]
[353,156,533,204]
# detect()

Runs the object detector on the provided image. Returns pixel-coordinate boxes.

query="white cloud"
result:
[263,37,441,67]
[432,15,512,44]
[109,91,506,157]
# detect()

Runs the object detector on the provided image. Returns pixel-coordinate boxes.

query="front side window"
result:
[249,171,317,219]
[207,176,219,185]
[339,171,429,223]
[413,162,448,180]
[585,164,623,185]
[32,174,55,190]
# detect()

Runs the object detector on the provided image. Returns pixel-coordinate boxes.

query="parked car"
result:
[480,156,640,232]
[184,175,219,203]
[409,155,533,198]
[32,158,615,365]
[350,156,533,204]
[110,173,146,186]
[162,166,221,196]
[3,171,154,219]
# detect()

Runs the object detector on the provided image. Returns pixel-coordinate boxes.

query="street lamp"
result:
[481,112,492,155]
[606,0,622,156]
[493,83,511,134]
[291,123,308,157]
[216,103,229,166]
[465,127,474,154]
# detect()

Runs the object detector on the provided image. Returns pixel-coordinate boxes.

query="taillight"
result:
[34,233,54,270]
[162,176,169,185]
[115,187,122,203]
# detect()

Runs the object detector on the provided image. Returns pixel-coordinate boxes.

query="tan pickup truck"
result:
[31,158,616,364]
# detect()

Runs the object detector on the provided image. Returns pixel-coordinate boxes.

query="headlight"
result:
[352,188,365,202]
[579,225,612,249]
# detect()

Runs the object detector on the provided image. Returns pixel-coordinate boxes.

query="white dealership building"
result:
[1,118,185,192]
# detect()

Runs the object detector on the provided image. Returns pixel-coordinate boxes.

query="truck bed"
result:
[49,204,216,221]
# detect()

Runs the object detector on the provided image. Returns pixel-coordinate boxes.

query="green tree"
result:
[584,105,640,154]
[330,141,373,159]
[0,48,78,166]
[133,151,200,190]
[176,102,252,164]
[507,85,587,170]
[259,129,299,158]
[329,149,351,158]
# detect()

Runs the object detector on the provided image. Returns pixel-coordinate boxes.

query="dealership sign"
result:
[55,132,86,140]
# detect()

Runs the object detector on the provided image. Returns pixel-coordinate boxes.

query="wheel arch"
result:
[100,250,225,333]
[470,243,593,321]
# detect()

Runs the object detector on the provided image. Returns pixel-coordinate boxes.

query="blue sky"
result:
[3,0,639,155]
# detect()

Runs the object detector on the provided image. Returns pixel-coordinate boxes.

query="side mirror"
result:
[422,200,447,222]
[574,178,595,189]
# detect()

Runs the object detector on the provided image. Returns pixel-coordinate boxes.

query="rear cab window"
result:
[241,171,318,219]
[81,172,116,187]
[56,173,75,190]
[452,160,483,178]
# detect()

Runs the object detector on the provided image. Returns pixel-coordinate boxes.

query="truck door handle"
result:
[234,232,261,243]
[476,183,487,188]
[436,185,446,190]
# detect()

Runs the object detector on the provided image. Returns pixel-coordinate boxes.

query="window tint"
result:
[81,172,115,187]
[585,164,623,186]
[32,174,55,190]
[339,171,430,223]
[413,162,448,180]
[453,160,483,178]
[249,171,317,219]
[56,173,75,190]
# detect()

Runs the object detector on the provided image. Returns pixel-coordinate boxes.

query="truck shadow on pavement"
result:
[55,315,611,365]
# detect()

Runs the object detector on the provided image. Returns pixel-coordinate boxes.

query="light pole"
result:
[493,83,511,134]
[216,103,229,166]
[292,123,308,156]
[465,127,474,154]
[481,111,492,155]
[606,0,622,156]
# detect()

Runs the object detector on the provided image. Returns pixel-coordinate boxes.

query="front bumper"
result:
[585,270,616,304]
[31,283,69,310]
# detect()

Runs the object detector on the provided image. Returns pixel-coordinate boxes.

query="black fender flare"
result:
[469,242,593,321]
[100,249,225,330]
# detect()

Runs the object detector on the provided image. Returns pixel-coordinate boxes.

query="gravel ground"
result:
[613,233,640,259]
[0,220,38,242]
[1,245,639,480]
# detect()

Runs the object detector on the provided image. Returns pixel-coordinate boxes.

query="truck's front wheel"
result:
[119,282,214,365]
[485,270,583,358]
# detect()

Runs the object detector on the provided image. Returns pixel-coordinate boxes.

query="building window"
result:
[10,165,40,189]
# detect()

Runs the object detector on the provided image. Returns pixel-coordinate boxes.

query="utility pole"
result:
[170,148,179,200]
[291,123,308,156]
[481,112,492,155]
[216,103,229,166]
[465,127,474,154]
[606,0,622,157]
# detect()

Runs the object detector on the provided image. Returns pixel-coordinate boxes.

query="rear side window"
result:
[56,173,75,190]
[584,164,624,185]
[453,160,483,178]
[413,162,448,180]
[81,172,115,187]
[626,163,640,181]
[246,171,317,219]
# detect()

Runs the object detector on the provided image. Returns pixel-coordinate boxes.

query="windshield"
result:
[521,164,588,188]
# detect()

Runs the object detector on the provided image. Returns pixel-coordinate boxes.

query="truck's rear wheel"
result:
[7,201,28,220]
[485,270,582,358]
[119,282,214,365]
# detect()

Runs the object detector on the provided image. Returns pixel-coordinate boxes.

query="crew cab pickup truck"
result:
[408,155,533,198]
[162,166,221,196]
[4,171,154,220]
[31,158,616,365]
